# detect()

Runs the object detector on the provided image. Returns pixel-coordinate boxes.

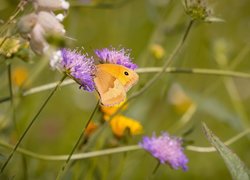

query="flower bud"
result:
[33,0,70,11]
[37,11,65,35]
[17,13,38,39]
[29,24,48,55]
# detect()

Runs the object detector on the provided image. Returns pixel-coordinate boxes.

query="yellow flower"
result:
[168,84,194,113]
[109,115,143,137]
[0,37,21,58]
[150,43,165,59]
[100,100,143,137]
[12,66,28,86]
[101,101,128,120]
[85,121,98,137]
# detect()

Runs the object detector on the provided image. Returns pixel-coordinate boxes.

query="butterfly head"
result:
[118,68,139,91]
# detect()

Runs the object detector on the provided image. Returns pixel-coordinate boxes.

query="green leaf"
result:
[202,122,250,180]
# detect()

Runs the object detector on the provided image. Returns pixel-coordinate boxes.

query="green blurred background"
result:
[0,0,250,179]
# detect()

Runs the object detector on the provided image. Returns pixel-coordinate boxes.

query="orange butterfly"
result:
[94,64,139,106]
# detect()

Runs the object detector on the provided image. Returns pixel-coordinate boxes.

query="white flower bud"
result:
[17,13,38,39]
[33,0,70,11]
[49,50,63,70]
[37,11,65,35]
[29,24,48,55]
[55,13,66,22]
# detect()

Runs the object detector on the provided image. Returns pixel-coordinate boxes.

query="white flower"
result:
[17,13,38,39]
[50,50,63,70]
[18,11,66,54]
[29,23,48,54]
[37,11,65,35]
[17,0,69,55]
[33,0,70,11]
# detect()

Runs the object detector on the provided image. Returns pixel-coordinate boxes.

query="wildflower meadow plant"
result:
[95,47,138,70]
[101,101,143,137]
[17,0,69,54]
[139,132,188,171]
[50,48,96,91]
[1,0,250,179]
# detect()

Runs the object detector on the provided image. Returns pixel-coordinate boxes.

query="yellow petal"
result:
[101,100,128,118]
[12,66,28,86]
[85,121,98,137]
[109,115,143,137]
[168,84,194,113]
[150,43,165,59]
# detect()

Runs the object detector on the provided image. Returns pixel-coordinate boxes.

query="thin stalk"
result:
[129,20,194,102]
[137,67,250,78]
[106,20,195,122]
[216,54,249,128]
[0,75,67,173]
[2,66,250,104]
[169,104,197,132]
[0,0,28,36]
[186,128,250,152]
[0,36,8,49]
[0,128,249,160]
[56,100,100,180]
[7,63,17,130]
[152,161,161,175]
[7,63,29,177]
[70,0,134,9]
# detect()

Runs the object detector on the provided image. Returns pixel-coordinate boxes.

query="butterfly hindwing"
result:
[94,65,127,106]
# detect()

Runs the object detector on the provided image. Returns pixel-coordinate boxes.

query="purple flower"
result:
[51,48,96,92]
[139,132,188,171]
[95,47,138,70]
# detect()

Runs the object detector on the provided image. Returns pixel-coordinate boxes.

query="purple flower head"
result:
[139,132,188,171]
[95,47,138,70]
[59,48,96,92]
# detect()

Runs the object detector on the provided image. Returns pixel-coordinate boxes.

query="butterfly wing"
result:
[94,66,126,106]
[96,64,139,92]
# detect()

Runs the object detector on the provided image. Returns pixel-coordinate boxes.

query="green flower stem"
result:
[168,45,250,134]
[7,63,17,130]
[137,67,250,78]
[169,104,197,132]
[186,128,250,152]
[128,20,194,102]
[70,0,134,9]
[2,66,250,105]
[23,79,75,97]
[0,0,28,36]
[0,36,8,49]
[0,129,249,161]
[216,54,249,128]
[152,161,161,175]
[0,74,67,173]
[0,141,140,161]
[56,100,100,180]
[104,20,195,121]
[21,67,250,97]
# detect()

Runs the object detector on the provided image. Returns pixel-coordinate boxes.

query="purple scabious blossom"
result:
[139,132,188,171]
[51,48,96,92]
[95,47,138,70]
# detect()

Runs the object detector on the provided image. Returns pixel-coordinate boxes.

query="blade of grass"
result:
[56,100,99,180]
[0,74,67,173]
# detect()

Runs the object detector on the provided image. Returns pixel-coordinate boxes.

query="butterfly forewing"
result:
[94,65,127,106]
[96,64,138,92]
